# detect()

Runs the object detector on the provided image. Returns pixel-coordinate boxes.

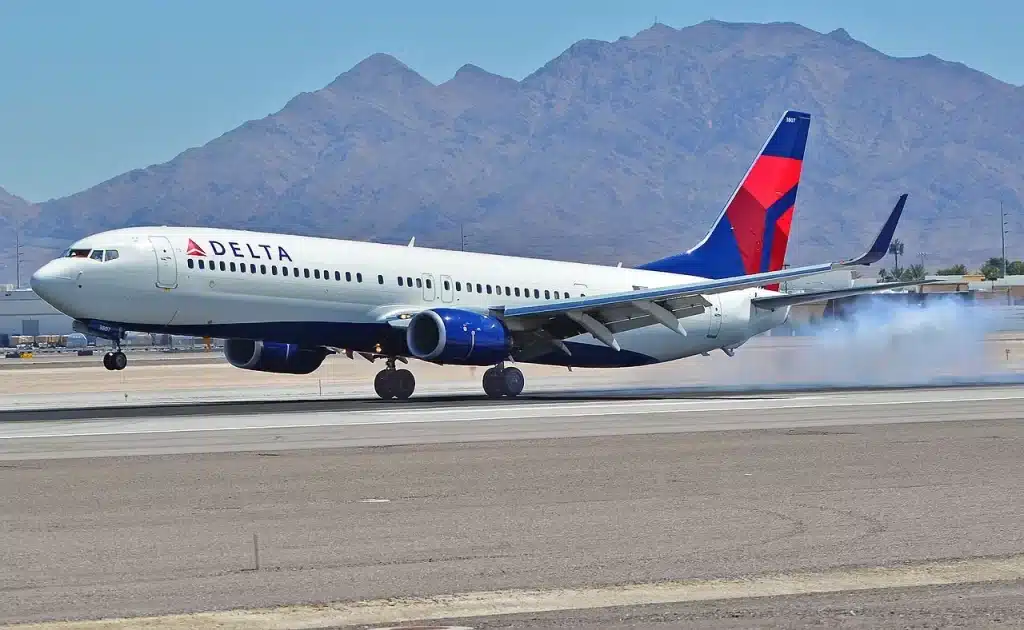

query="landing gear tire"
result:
[482,367,504,399]
[502,366,524,397]
[482,365,525,398]
[374,364,416,400]
[393,369,416,400]
[374,369,396,399]
[103,351,127,371]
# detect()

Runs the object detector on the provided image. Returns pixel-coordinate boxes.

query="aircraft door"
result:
[706,294,722,338]
[440,274,454,303]
[149,236,178,289]
[421,273,435,301]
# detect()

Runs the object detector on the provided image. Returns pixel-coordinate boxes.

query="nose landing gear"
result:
[103,348,127,371]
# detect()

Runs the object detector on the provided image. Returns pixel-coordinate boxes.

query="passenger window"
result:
[239,263,246,273]
[476,283,482,293]
[314,269,321,279]
[281,266,288,276]
[188,258,195,269]
[426,279,433,289]
[514,287,520,297]
[505,286,511,296]
[230,262,236,272]
[443,280,450,290]
[198,259,205,270]
[104,250,119,261]
[323,269,329,280]
[398,277,404,286]
[416,278,422,288]
[378,275,384,285]
[534,289,540,298]
[357,273,363,282]
[90,250,104,261]
[486,285,492,294]
[335,271,341,281]
[220,261,226,271]
[293,267,299,277]
[456,281,462,291]
[554,291,560,299]
[545,290,550,299]
[260,264,267,274]
[250,264,256,273]
[272,266,278,275]
[304,269,310,278]
[345,272,352,282]
[406,277,412,287]
[466,283,473,293]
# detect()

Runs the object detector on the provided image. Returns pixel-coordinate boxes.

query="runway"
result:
[2,383,1024,628]
[2,384,1024,460]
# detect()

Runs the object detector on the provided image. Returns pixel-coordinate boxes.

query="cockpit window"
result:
[67,249,91,258]
[104,250,119,261]
[90,249,104,261]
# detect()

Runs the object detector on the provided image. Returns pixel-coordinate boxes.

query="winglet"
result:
[839,194,907,266]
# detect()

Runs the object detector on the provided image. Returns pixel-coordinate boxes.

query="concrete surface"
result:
[2,386,1023,627]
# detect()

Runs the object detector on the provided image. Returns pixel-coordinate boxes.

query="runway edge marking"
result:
[10,553,1024,629]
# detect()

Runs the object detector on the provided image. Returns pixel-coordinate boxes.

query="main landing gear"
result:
[374,357,416,400]
[482,364,524,399]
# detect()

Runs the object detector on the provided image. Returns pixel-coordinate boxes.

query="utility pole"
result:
[1001,201,1008,279]
[460,223,468,252]
[15,232,24,289]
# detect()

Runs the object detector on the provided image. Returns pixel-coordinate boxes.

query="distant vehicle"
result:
[31,110,919,399]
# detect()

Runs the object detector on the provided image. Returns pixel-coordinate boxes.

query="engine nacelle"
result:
[406,308,511,365]
[223,338,328,374]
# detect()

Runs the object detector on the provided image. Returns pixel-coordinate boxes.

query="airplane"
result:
[30,110,924,400]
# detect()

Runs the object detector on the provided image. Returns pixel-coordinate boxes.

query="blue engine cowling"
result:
[223,338,328,374]
[406,308,511,365]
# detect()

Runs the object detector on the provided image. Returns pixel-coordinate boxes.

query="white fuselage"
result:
[30,226,790,368]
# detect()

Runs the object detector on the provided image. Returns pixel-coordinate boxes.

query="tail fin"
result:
[638,110,811,290]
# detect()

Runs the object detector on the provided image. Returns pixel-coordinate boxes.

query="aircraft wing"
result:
[494,194,910,349]
[750,278,939,310]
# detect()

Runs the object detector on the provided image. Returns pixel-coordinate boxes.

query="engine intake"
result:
[406,308,511,365]
[223,338,328,374]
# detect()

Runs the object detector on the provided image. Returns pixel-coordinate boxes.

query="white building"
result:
[0,286,76,338]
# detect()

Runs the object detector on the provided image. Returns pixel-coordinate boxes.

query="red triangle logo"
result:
[186,239,206,256]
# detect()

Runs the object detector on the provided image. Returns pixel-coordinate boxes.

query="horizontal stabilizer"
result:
[751,279,939,310]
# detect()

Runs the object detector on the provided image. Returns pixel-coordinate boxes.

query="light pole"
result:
[1000,201,1008,278]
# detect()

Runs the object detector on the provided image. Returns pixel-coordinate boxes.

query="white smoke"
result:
[721,294,1021,389]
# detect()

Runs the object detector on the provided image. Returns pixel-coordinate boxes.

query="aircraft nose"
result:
[30,261,73,303]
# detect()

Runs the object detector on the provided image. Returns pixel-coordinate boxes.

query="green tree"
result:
[888,238,904,276]
[936,264,968,275]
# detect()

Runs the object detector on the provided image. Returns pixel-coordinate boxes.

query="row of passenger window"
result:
[186,257,579,300]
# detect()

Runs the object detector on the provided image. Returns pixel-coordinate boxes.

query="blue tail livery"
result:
[638,110,811,290]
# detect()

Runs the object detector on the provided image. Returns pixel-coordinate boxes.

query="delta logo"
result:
[186,238,293,262]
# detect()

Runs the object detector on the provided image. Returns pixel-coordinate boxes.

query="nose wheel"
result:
[482,365,524,398]
[373,358,416,400]
[103,350,127,371]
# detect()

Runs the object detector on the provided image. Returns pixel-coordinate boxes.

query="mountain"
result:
[18,20,1024,271]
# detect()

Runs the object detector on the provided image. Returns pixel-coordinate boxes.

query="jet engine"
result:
[406,308,511,365]
[223,338,328,374]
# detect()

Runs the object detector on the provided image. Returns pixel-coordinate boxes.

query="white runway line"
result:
[11,553,1024,629]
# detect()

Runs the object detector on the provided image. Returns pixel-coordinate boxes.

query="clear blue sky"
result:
[1,0,1020,202]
